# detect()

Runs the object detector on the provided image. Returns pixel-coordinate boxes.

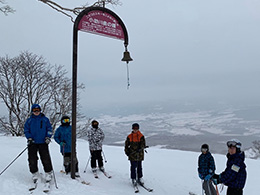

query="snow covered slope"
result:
[0,135,259,195]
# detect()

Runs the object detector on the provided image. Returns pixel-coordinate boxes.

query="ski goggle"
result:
[201,148,208,152]
[32,108,40,113]
[92,121,99,125]
[227,141,238,148]
[62,118,70,123]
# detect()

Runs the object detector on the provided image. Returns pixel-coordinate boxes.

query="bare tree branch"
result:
[0,51,88,136]
[38,0,122,22]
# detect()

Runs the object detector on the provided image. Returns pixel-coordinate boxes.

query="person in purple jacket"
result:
[212,139,247,195]
[24,104,53,183]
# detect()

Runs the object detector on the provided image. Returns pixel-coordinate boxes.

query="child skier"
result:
[87,120,105,175]
[198,144,217,195]
[212,139,247,195]
[54,115,79,177]
[124,123,146,186]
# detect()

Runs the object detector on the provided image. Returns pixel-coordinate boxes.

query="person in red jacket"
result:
[124,123,146,186]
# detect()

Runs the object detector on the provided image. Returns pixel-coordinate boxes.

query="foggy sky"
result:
[1,0,260,116]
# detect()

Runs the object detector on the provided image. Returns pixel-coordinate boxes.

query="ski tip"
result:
[81,181,91,185]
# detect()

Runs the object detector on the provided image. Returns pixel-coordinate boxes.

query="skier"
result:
[54,115,80,177]
[124,123,146,186]
[24,104,53,183]
[198,144,217,195]
[212,139,247,195]
[87,120,105,175]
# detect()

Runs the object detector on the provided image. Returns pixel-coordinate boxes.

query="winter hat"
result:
[132,123,139,129]
[61,115,70,126]
[227,139,242,152]
[31,104,41,112]
[91,120,99,128]
[201,144,209,152]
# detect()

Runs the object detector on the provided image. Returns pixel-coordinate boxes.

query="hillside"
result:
[0,135,258,194]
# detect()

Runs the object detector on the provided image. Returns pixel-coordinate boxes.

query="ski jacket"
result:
[198,152,216,178]
[87,127,105,151]
[54,125,72,154]
[220,151,247,189]
[24,113,52,144]
[124,130,146,161]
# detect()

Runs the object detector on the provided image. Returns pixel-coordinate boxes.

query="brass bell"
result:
[121,50,133,64]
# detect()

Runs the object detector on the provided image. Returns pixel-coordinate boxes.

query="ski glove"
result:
[125,150,130,156]
[198,173,203,180]
[212,174,220,184]
[204,174,212,181]
[45,137,51,144]
[27,138,34,146]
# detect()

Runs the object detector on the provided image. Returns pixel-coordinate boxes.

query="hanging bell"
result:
[121,50,133,64]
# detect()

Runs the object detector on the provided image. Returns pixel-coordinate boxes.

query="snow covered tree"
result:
[0,0,15,15]
[251,140,260,159]
[0,51,87,136]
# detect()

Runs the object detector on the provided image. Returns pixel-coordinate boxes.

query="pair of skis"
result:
[29,179,51,194]
[133,182,153,193]
[60,170,90,185]
[93,170,112,179]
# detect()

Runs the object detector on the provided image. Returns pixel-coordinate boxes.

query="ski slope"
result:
[0,135,258,194]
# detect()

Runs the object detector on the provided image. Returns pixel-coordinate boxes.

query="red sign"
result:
[78,10,125,40]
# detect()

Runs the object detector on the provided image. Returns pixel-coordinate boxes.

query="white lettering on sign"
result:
[78,10,125,40]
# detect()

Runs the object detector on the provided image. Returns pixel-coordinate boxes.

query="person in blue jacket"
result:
[198,144,217,195]
[24,104,53,183]
[54,115,79,177]
[212,139,247,195]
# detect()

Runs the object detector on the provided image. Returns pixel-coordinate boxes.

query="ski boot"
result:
[45,171,52,182]
[132,179,137,186]
[137,177,144,185]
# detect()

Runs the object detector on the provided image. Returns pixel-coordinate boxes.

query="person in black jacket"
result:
[198,144,217,195]
[212,139,247,195]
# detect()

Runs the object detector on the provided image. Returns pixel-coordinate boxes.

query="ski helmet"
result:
[61,115,70,126]
[132,123,139,129]
[227,139,242,152]
[201,144,209,152]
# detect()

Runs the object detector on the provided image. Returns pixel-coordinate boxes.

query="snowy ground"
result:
[0,135,259,195]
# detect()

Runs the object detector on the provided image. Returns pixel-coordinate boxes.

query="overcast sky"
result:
[1,0,260,116]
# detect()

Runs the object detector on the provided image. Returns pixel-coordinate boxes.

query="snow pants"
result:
[63,152,79,173]
[28,143,52,173]
[227,187,243,195]
[130,161,143,180]
[203,180,217,195]
[90,150,103,169]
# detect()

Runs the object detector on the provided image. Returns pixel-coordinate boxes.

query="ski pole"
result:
[83,156,91,173]
[0,146,28,176]
[62,144,65,172]
[48,148,58,189]
[102,150,107,163]
[201,180,204,195]
[215,184,219,195]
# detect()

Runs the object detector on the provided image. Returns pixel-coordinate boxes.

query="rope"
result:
[126,63,130,89]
